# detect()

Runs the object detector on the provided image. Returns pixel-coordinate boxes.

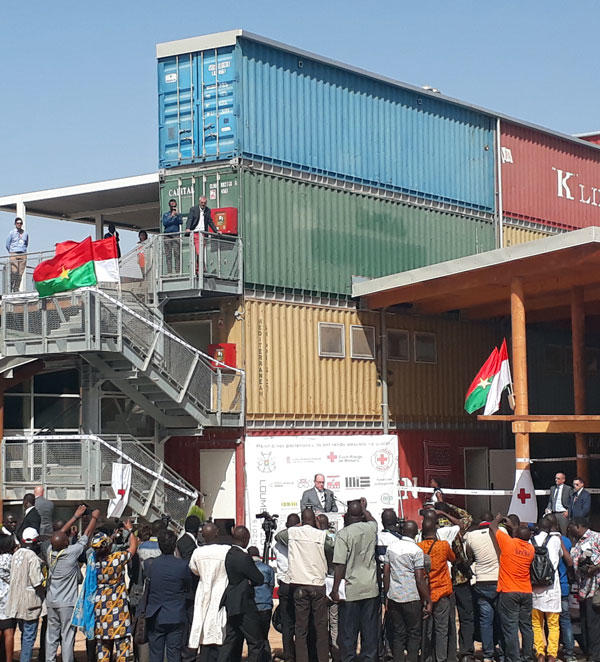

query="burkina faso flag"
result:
[33,237,97,297]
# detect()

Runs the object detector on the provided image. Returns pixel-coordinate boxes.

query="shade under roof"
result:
[352,227,600,322]
[0,173,160,231]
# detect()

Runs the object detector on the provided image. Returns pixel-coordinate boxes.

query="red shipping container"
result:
[501,121,600,229]
[210,207,238,235]
[578,133,600,146]
[208,342,237,368]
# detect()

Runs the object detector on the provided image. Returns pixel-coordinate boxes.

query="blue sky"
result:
[0,1,594,253]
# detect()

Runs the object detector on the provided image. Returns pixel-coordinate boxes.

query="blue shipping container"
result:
[157,31,496,212]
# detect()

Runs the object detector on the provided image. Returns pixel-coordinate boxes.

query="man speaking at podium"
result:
[300,474,338,513]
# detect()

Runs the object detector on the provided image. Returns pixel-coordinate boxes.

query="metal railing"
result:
[1,287,245,423]
[0,230,242,301]
[2,434,198,528]
[120,230,242,300]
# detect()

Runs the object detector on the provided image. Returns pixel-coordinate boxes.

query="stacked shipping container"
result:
[156,30,600,511]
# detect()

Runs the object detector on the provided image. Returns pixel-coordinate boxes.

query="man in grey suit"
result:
[545,472,572,534]
[34,485,55,537]
[300,474,338,513]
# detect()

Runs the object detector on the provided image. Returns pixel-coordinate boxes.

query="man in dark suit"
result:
[146,529,193,662]
[16,493,41,543]
[34,485,54,538]
[545,472,572,534]
[217,526,266,662]
[569,477,592,519]
[185,196,221,235]
[300,474,338,513]
[175,515,200,662]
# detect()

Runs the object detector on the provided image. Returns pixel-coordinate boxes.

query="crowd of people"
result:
[0,477,598,662]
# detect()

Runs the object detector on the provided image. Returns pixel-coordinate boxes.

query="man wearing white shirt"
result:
[300,474,338,513]
[545,473,572,535]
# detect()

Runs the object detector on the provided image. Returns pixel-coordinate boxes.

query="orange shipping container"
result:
[502,224,558,248]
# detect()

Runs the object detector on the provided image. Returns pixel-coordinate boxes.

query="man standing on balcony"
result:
[162,199,183,274]
[6,217,28,292]
[186,196,221,235]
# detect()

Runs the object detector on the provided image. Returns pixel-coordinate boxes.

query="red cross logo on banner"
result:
[327,452,337,463]
[517,488,531,504]
[377,454,388,466]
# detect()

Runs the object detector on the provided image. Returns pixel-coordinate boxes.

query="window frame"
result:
[350,324,376,360]
[387,328,410,362]
[318,322,346,359]
[414,331,438,365]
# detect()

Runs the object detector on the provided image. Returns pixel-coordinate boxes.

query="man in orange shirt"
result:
[418,517,456,662]
[489,514,535,662]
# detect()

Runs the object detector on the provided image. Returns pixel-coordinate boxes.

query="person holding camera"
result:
[45,504,100,662]
[489,514,534,662]
[275,508,334,662]
[570,517,600,660]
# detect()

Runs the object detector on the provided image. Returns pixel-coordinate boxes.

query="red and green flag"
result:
[33,237,97,297]
[464,339,512,415]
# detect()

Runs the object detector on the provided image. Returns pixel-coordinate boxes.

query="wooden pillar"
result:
[571,287,589,484]
[511,278,530,471]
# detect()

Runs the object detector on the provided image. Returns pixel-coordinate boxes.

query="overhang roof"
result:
[352,227,600,322]
[0,173,160,231]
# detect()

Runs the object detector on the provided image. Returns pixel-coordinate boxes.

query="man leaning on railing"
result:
[6,217,28,292]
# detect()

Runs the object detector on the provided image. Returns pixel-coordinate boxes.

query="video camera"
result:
[255,511,279,534]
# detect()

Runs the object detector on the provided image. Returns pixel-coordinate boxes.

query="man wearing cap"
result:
[45,505,100,662]
[7,526,44,662]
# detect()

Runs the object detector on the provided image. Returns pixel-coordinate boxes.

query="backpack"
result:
[530,533,555,588]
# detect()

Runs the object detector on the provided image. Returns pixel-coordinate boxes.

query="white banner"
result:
[245,435,398,545]
[107,463,132,519]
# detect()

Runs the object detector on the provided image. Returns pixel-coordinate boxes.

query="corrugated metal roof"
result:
[156,30,600,154]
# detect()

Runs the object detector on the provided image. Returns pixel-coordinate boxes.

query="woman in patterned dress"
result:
[92,521,138,661]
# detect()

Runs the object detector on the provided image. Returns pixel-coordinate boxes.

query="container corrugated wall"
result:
[158,36,496,212]
[502,224,556,248]
[242,170,495,295]
[160,165,495,296]
[244,298,501,425]
[501,121,600,229]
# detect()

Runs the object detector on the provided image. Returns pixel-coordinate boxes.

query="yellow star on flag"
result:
[59,266,71,280]
[478,376,491,389]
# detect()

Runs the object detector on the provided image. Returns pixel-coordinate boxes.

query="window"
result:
[414,332,437,364]
[387,329,409,362]
[350,325,376,360]
[318,322,345,358]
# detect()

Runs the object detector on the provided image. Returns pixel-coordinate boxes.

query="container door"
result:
[463,447,490,520]
[489,449,515,515]
[158,54,194,167]
[197,47,237,159]
[199,449,236,520]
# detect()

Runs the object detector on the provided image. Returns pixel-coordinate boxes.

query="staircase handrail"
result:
[3,433,198,500]
[2,286,244,376]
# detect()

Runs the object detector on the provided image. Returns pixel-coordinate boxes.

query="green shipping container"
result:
[160,165,496,296]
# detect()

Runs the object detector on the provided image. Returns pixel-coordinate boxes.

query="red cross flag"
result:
[107,463,132,518]
[507,468,538,524]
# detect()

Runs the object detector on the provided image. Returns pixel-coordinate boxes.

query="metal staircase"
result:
[2,434,198,528]
[1,288,244,433]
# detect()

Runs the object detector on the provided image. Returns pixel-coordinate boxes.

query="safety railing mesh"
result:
[1,288,244,417]
[3,435,197,528]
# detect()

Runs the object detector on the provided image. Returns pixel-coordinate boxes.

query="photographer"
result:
[275,508,334,662]
[274,513,300,662]
[570,518,600,658]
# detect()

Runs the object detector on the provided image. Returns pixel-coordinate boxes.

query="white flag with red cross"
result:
[107,463,132,519]
[507,468,538,524]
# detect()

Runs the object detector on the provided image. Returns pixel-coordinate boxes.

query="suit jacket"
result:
[569,488,592,519]
[220,546,264,616]
[16,507,41,542]
[300,487,338,513]
[145,554,193,625]
[35,496,54,536]
[186,205,218,233]
[546,484,572,512]
[176,532,199,562]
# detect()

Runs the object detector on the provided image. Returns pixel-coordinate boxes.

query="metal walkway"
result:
[2,434,198,528]
[1,288,245,432]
